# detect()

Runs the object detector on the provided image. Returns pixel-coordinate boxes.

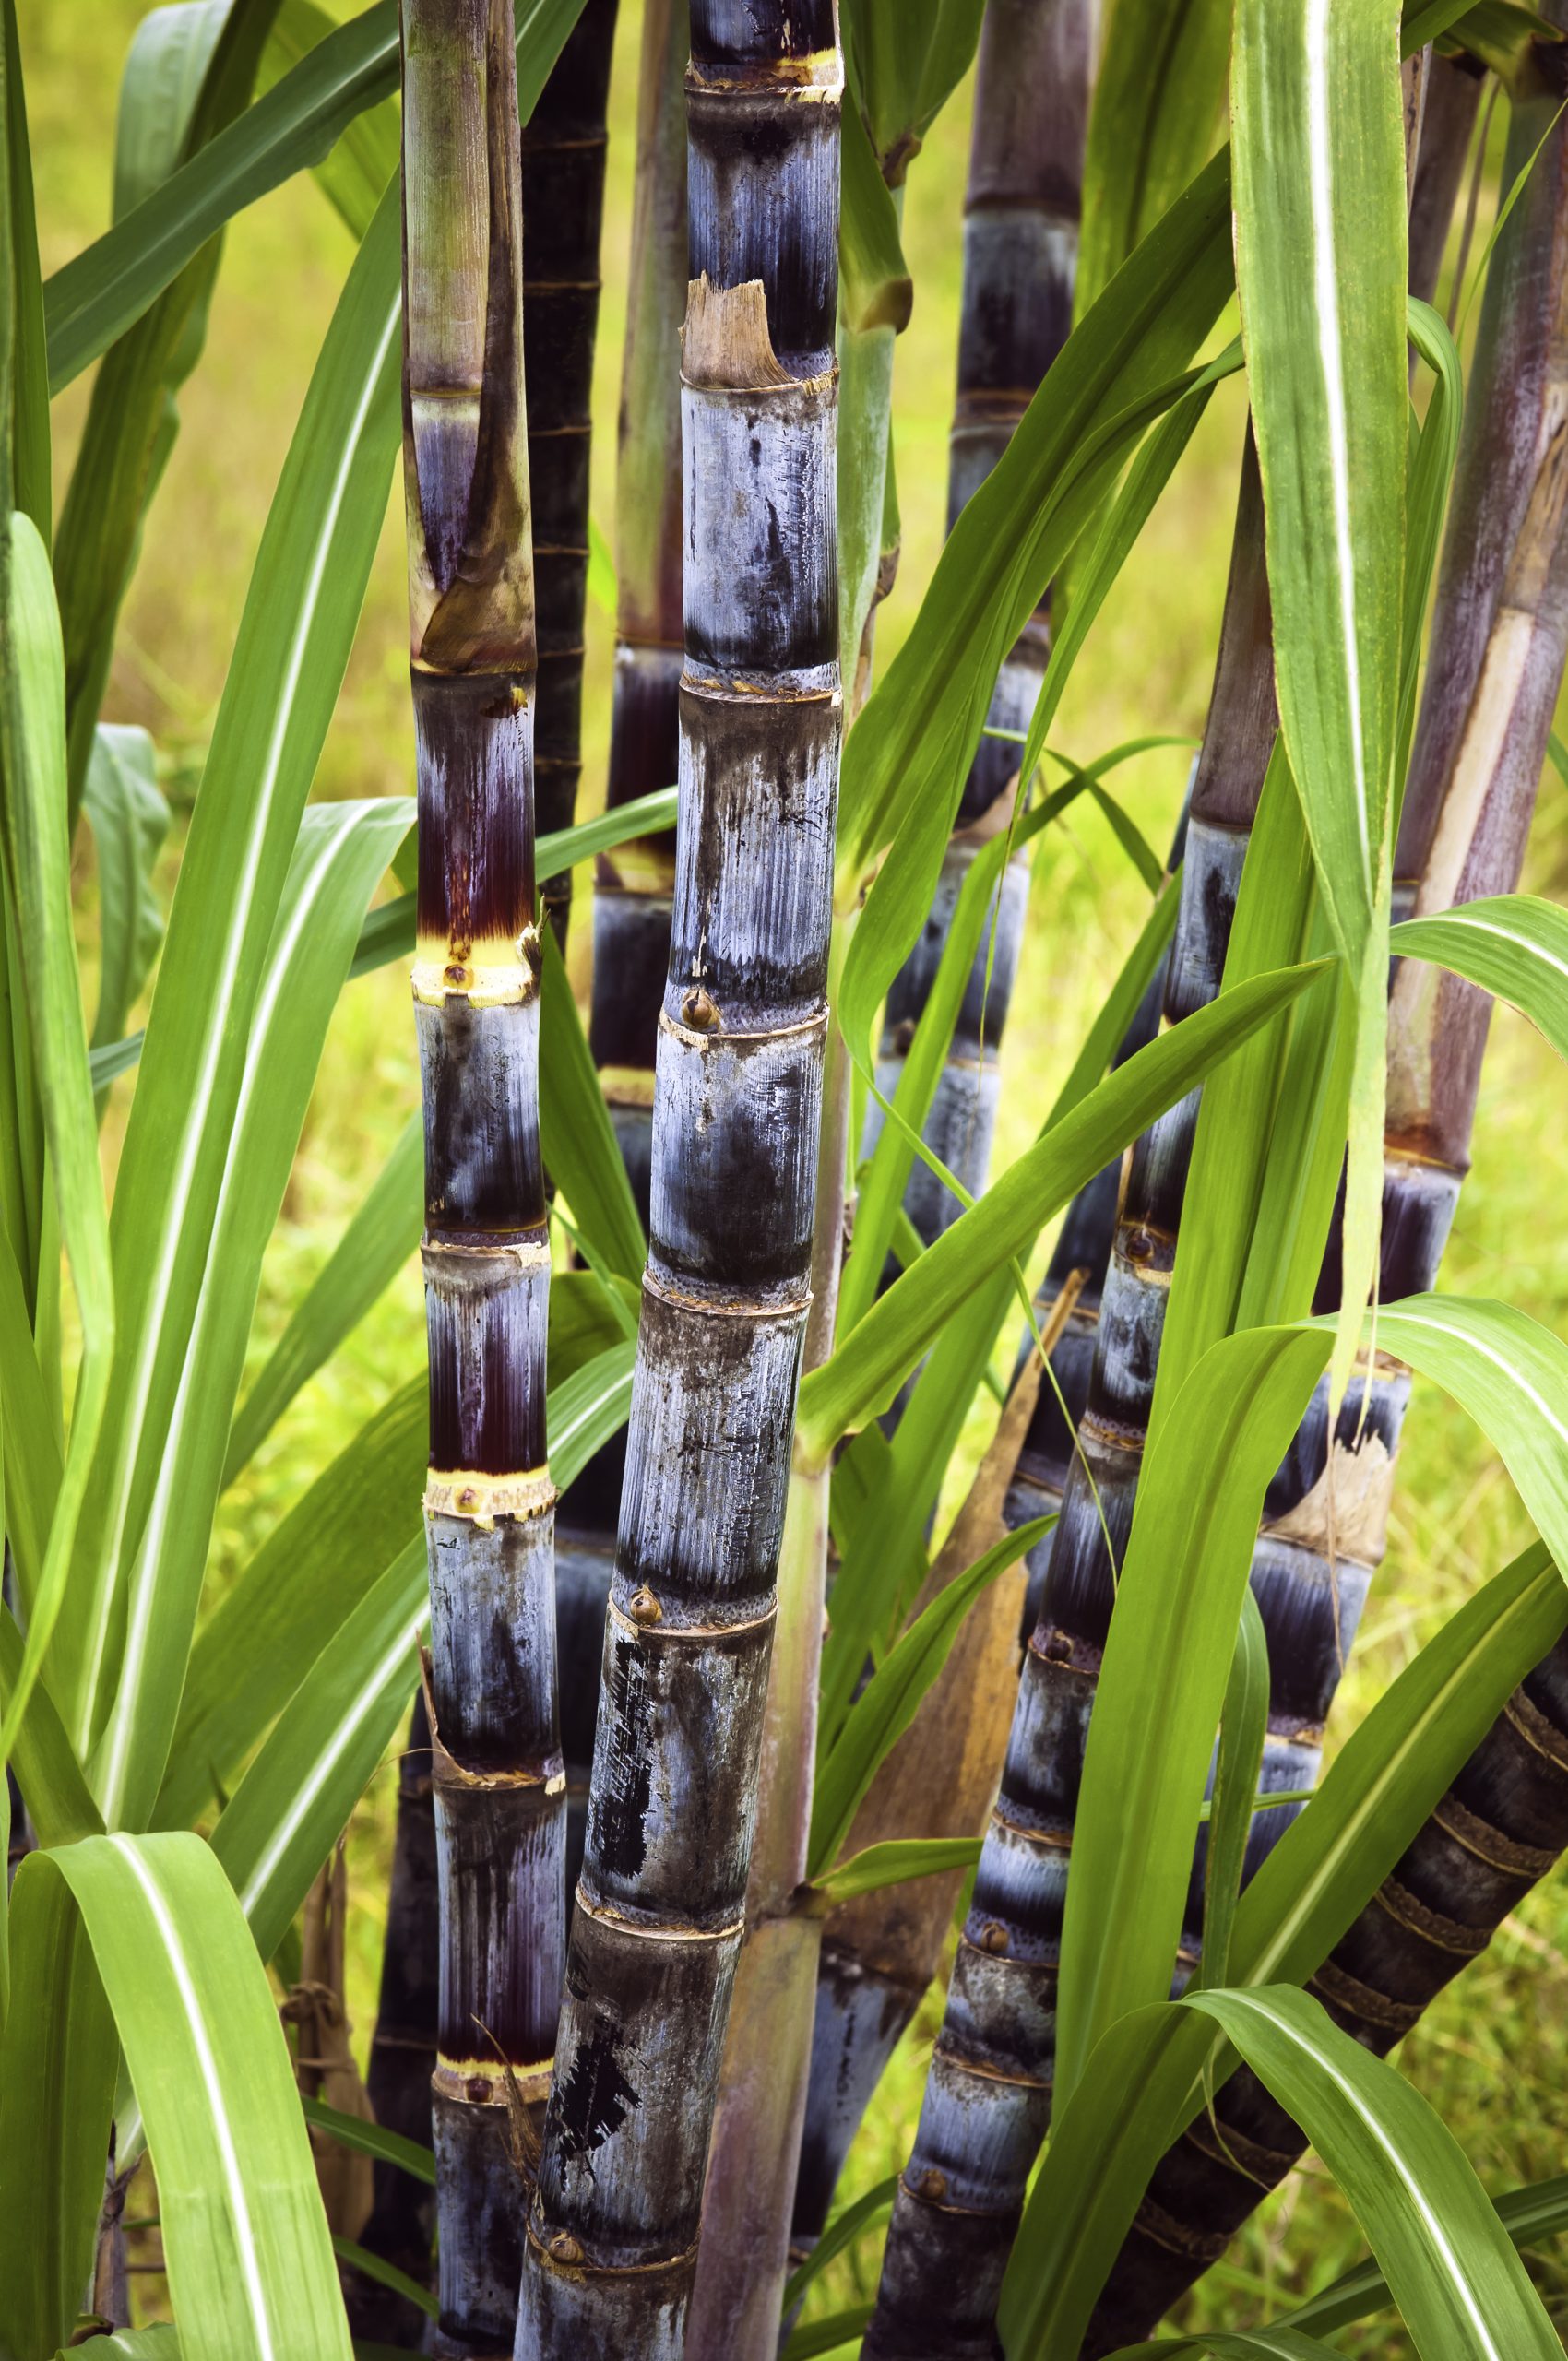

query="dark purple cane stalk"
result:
[513,6,844,2353]
[861,439,1277,2361]
[555,0,687,1898]
[345,1693,439,2344]
[522,0,618,944]
[399,3,563,2348]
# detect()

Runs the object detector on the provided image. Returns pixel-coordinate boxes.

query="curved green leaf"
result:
[1076,0,1232,323]
[225,1109,421,1487]
[1056,1325,1330,2105]
[809,1518,1050,1878]
[808,1835,983,1905]
[209,1539,424,1961]
[1284,2168,1568,2339]
[1232,0,1408,1398]
[81,724,170,1063]
[39,1832,352,2359]
[0,513,113,1768]
[0,1856,117,2360]
[94,799,412,1833]
[1391,893,1568,1054]
[1189,1985,1560,2358]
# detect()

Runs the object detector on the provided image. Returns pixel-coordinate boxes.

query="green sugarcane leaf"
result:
[113,2,230,224]
[832,144,1236,1049]
[299,2094,434,2185]
[796,959,1325,1460]
[1443,2,1563,74]
[1076,0,1232,323]
[52,189,403,1771]
[838,87,909,333]
[1361,1298,1568,1568]
[81,724,170,1063]
[1194,1584,1269,1994]
[0,1855,118,2361]
[809,1836,983,1904]
[331,2236,439,2319]
[0,1605,102,1849]
[1063,1291,1568,2104]
[48,0,395,391]
[819,1423,931,1745]
[1188,1985,1561,2357]
[1391,894,1568,1055]
[1400,302,1464,774]
[810,1519,1050,1878]
[224,1109,422,1486]
[257,0,399,239]
[2,0,50,536]
[54,0,286,816]
[1105,2333,1360,2358]
[87,1029,145,1090]
[779,2306,874,2361]
[51,2335,181,2359]
[547,1342,636,1484]
[1056,1323,1331,2106]
[842,0,984,170]
[1232,0,1408,1406]
[44,0,589,392]
[999,1541,1567,2358]
[540,922,646,1287]
[1016,371,1222,794]
[0,513,114,1772]
[34,1833,353,2359]
[1151,742,1338,1418]
[210,1539,424,1960]
[0,1204,60,1605]
[155,1378,424,1833]
[92,799,412,1834]
[779,2175,898,2319]
[1284,2169,1568,2338]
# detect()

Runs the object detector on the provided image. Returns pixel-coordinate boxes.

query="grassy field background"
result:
[21,1,1568,2345]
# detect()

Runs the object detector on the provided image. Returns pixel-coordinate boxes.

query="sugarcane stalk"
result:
[513,6,844,2352]
[1196,8,1568,1950]
[346,1693,440,2345]
[1080,1620,1568,2355]
[555,0,687,1898]
[399,5,563,2350]
[861,438,1277,2361]
[865,0,1094,1257]
[1408,48,1485,308]
[523,0,618,943]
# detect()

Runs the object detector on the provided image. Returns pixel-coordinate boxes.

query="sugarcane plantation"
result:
[9,2,1568,2357]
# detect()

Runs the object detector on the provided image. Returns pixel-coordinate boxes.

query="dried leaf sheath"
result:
[400,3,562,2349]
[556,0,688,1892]
[515,8,844,2355]
[867,0,1094,1253]
[862,445,1277,2361]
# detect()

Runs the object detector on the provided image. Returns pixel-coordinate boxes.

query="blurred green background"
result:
[21,0,1568,2344]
